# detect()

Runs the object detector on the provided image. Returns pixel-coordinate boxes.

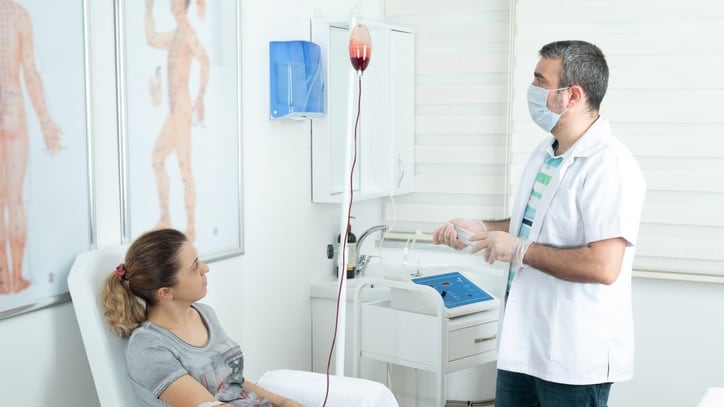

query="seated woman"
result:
[102,228,304,407]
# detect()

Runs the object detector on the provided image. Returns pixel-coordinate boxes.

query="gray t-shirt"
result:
[126,303,270,407]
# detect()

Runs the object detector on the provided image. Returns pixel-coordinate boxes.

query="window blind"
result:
[384,0,724,278]
[384,0,513,234]
[510,0,724,277]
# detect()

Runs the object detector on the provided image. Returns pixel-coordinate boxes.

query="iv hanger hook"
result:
[351,6,364,22]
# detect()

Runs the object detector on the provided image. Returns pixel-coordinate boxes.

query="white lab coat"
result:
[497,117,646,385]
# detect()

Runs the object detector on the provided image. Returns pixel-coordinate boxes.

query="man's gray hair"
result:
[539,40,609,112]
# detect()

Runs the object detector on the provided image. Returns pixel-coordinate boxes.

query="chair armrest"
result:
[256,369,398,407]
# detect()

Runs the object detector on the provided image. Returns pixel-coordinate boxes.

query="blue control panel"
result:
[411,272,494,309]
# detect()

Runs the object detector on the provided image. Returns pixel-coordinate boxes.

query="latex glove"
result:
[432,218,486,250]
[472,231,532,267]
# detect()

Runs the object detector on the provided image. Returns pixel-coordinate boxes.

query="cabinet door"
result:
[310,20,415,203]
[311,23,361,203]
[358,26,391,200]
[391,30,415,195]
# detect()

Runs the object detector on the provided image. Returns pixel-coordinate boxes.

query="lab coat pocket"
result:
[549,296,607,376]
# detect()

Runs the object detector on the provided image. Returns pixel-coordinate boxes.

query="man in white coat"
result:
[434,40,646,407]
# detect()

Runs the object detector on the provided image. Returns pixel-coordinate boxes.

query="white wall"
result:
[1,1,722,407]
[0,0,384,405]
[611,277,724,406]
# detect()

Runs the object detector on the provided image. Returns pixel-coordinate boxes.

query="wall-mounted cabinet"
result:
[310,19,415,203]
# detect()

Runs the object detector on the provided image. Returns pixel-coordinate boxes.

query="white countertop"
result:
[312,247,506,302]
[310,276,390,301]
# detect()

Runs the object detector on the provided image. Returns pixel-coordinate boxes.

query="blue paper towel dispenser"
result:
[269,40,325,120]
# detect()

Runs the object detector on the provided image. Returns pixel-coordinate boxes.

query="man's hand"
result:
[432,218,486,250]
[471,231,531,267]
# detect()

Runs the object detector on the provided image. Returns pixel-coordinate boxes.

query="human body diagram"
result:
[0,0,62,295]
[144,0,209,242]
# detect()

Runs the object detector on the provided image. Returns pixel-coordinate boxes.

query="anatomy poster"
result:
[121,0,242,260]
[0,0,92,317]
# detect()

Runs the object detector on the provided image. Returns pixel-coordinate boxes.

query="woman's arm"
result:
[242,381,304,407]
[159,375,230,407]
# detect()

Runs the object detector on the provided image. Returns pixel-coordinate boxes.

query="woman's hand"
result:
[279,398,305,407]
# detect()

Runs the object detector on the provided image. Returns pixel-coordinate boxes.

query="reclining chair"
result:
[68,245,398,406]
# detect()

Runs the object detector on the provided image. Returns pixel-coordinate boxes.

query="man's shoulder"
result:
[596,131,638,164]
[578,119,635,159]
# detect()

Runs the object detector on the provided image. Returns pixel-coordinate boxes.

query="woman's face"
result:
[171,241,209,303]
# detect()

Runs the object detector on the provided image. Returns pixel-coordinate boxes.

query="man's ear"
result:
[567,85,586,109]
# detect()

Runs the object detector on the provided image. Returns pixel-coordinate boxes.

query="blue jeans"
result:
[495,369,612,407]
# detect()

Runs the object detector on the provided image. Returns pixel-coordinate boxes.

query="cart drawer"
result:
[448,321,497,361]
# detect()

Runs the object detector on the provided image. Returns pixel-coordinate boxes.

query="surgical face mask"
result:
[527,84,569,133]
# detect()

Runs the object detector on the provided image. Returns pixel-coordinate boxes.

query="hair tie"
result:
[114,263,127,282]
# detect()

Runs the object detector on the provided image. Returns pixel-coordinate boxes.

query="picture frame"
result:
[115,0,244,261]
[0,0,96,319]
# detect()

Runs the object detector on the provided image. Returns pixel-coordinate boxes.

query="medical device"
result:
[386,269,499,318]
[453,225,474,246]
